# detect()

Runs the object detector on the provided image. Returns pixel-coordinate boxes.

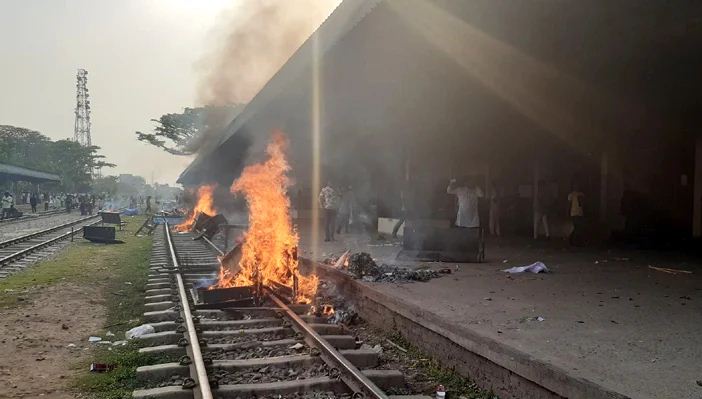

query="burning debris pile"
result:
[313,280,359,325]
[347,252,379,278]
[209,132,318,303]
[331,252,445,283]
[175,184,216,232]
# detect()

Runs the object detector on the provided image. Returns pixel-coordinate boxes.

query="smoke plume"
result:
[197,0,340,106]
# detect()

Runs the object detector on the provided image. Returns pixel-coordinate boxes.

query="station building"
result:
[179,0,702,241]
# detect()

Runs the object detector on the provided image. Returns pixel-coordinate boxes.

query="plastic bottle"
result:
[436,384,446,399]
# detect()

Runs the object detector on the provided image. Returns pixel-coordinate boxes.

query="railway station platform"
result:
[295,224,702,399]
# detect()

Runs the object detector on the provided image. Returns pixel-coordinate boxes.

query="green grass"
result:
[72,343,180,399]
[0,215,157,398]
[389,331,499,399]
[0,215,151,310]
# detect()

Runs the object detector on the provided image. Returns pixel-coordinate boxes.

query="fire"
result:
[322,304,335,316]
[211,131,318,303]
[175,184,216,232]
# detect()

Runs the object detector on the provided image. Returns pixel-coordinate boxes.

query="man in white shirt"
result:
[1,192,14,220]
[447,177,484,228]
[318,181,339,242]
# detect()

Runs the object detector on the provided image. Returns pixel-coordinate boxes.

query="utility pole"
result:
[73,69,92,146]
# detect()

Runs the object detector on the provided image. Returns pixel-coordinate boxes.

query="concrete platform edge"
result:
[309,261,631,399]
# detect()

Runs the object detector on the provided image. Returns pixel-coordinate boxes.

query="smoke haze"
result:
[197,0,340,106]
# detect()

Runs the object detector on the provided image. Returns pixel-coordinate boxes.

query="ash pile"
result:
[313,280,359,325]
[328,252,445,283]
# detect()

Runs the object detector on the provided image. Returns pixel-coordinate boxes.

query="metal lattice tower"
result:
[73,69,92,146]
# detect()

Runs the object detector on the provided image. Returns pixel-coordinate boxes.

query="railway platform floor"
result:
[294,223,702,399]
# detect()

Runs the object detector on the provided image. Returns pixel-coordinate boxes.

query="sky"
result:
[0,0,236,185]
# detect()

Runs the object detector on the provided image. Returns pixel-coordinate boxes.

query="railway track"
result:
[134,223,419,399]
[0,214,101,278]
[0,208,66,226]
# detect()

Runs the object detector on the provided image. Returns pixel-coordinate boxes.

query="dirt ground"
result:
[0,283,105,399]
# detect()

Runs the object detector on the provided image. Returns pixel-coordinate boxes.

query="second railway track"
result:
[133,223,419,399]
[0,208,67,226]
[0,214,101,278]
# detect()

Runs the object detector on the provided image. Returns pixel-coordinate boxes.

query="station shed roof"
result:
[178,0,702,187]
[0,163,61,183]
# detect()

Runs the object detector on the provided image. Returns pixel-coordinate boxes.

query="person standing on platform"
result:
[488,181,502,236]
[447,177,484,228]
[318,181,339,242]
[567,183,585,245]
[336,186,355,235]
[65,195,73,213]
[392,184,410,238]
[1,192,14,220]
[534,180,554,240]
[29,193,38,213]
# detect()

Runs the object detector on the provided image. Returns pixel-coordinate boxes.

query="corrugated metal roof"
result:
[0,163,60,182]
[178,0,382,184]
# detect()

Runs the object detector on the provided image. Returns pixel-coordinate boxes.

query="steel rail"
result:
[188,223,384,397]
[0,209,66,226]
[0,218,102,266]
[201,235,224,256]
[267,291,389,399]
[0,214,100,249]
[163,221,214,399]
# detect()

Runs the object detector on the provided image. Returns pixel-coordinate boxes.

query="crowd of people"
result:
[317,177,589,246]
[0,191,121,219]
[0,189,174,221]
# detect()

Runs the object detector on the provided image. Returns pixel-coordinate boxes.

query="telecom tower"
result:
[73,69,92,146]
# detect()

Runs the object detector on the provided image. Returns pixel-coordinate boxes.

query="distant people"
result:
[65,195,73,213]
[534,180,554,240]
[336,186,355,234]
[29,193,38,213]
[145,196,152,213]
[488,181,502,236]
[318,181,339,242]
[1,192,14,220]
[447,177,484,228]
[43,193,49,211]
[567,183,585,245]
[80,196,87,215]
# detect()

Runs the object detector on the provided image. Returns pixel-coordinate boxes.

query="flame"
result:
[211,131,318,303]
[322,304,335,316]
[175,184,216,232]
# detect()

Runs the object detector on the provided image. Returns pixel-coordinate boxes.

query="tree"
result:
[135,105,242,155]
[0,125,115,192]
[92,175,119,196]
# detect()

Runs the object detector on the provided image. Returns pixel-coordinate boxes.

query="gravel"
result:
[212,363,330,384]
[0,213,92,241]
[206,331,293,345]
[208,343,309,360]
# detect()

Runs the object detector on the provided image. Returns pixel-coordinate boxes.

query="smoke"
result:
[187,0,339,182]
[196,0,340,106]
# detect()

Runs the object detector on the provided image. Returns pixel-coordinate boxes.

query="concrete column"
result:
[600,151,608,222]
[532,161,540,239]
[693,138,702,237]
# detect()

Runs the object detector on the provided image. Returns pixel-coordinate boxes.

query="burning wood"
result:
[175,184,217,232]
[209,131,318,303]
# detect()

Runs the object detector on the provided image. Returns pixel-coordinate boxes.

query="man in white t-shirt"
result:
[567,184,585,245]
[318,181,339,242]
[447,177,483,228]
